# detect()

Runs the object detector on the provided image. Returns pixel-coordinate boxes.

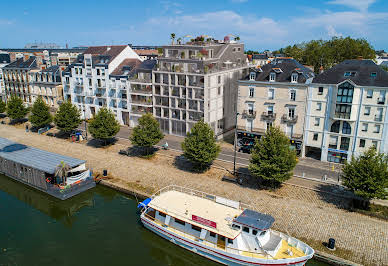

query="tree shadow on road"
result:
[315,183,358,209]
[86,138,118,148]
[173,155,212,173]
[118,146,158,158]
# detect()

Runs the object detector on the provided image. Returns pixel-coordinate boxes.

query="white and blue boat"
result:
[140,186,314,266]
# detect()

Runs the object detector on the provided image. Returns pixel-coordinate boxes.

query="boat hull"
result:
[141,217,309,266]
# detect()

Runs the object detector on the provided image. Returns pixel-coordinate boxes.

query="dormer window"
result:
[370,72,377,77]
[249,72,256,81]
[344,71,356,77]
[291,73,298,83]
[269,72,276,82]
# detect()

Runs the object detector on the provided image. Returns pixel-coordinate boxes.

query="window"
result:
[342,121,351,134]
[367,89,373,98]
[175,218,185,226]
[378,90,385,104]
[232,224,241,230]
[249,87,254,97]
[291,73,298,83]
[290,90,296,101]
[268,88,274,99]
[218,87,221,95]
[242,227,250,233]
[344,71,356,77]
[191,224,202,232]
[314,118,320,126]
[313,133,318,141]
[364,107,371,115]
[159,212,166,217]
[372,141,378,148]
[75,68,79,75]
[266,122,272,130]
[259,230,267,237]
[269,72,276,82]
[252,229,258,235]
[331,121,340,133]
[218,75,221,84]
[227,239,233,244]
[97,69,100,75]
[210,232,216,237]
[316,102,322,111]
[337,82,354,103]
[374,125,381,133]
[249,72,256,80]
[362,123,368,132]
[288,108,295,118]
[89,78,92,86]
[267,105,274,114]
[318,87,323,95]
[340,137,350,151]
[370,72,377,77]
[359,139,365,147]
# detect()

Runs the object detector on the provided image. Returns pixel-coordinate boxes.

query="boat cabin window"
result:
[175,218,185,226]
[209,232,216,238]
[158,211,166,217]
[227,238,233,244]
[243,227,250,233]
[191,224,201,232]
[232,224,241,230]
[260,230,267,236]
[252,229,258,235]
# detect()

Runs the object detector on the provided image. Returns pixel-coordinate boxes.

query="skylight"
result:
[344,71,356,77]
[370,72,377,77]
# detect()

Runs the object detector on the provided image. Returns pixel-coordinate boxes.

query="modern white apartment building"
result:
[62,45,152,125]
[237,58,314,154]
[304,59,388,162]
[29,65,63,110]
[0,52,11,101]
[153,36,248,136]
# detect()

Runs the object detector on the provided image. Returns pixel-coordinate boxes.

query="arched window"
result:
[342,121,351,134]
[331,121,340,133]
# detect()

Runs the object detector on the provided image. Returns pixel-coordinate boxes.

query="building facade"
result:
[0,52,11,101]
[237,58,314,154]
[29,65,63,110]
[304,59,388,162]
[153,36,248,136]
[2,57,38,105]
[62,45,146,125]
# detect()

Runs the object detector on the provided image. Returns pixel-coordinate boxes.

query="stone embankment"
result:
[0,124,387,265]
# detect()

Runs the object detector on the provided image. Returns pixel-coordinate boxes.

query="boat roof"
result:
[233,209,275,230]
[148,190,243,239]
[0,137,85,174]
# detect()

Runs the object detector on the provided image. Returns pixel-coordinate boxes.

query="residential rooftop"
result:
[3,57,37,69]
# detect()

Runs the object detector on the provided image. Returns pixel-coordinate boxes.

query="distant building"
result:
[250,54,273,67]
[304,59,388,162]
[237,58,314,154]
[153,36,248,136]
[24,42,62,49]
[29,65,63,110]
[133,49,159,60]
[376,56,388,65]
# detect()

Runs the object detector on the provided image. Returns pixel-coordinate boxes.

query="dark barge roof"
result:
[233,209,275,230]
[0,137,85,174]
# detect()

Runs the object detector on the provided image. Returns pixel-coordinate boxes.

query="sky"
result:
[0,0,387,51]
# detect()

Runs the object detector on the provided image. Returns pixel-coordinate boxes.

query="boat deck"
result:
[148,190,243,239]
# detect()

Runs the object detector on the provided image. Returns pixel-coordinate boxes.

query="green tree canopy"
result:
[181,120,220,171]
[130,113,164,155]
[341,147,388,200]
[29,97,52,128]
[88,107,120,144]
[249,126,297,187]
[54,100,81,134]
[275,37,376,73]
[0,99,6,113]
[6,95,29,121]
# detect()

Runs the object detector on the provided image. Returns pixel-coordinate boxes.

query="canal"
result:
[0,174,328,265]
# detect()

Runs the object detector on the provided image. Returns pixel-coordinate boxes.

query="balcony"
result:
[131,107,152,115]
[131,97,152,106]
[281,114,298,123]
[95,90,106,97]
[334,112,350,119]
[261,112,276,121]
[375,115,383,122]
[242,110,257,119]
[188,112,203,121]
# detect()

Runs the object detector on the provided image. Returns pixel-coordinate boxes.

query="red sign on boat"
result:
[192,215,217,228]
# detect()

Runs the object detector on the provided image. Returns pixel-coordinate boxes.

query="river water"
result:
[0,174,327,265]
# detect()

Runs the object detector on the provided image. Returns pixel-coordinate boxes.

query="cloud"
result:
[326,25,342,37]
[0,19,13,25]
[327,0,376,11]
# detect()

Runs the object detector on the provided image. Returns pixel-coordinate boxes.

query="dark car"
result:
[239,145,253,154]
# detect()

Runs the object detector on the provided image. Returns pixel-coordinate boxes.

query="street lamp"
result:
[233,112,240,176]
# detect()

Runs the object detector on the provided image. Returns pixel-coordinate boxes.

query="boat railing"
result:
[66,170,90,185]
[152,185,254,211]
[142,212,274,260]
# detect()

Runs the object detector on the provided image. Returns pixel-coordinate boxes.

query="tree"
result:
[54,100,81,134]
[130,113,164,155]
[381,65,388,72]
[341,147,388,200]
[181,120,220,171]
[55,161,70,185]
[0,99,6,113]
[249,126,297,187]
[88,107,120,145]
[6,95,29,121]
[170,33,176,44]
[29,96,52,128]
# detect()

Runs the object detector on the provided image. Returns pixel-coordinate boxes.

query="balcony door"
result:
[286,125,293,138]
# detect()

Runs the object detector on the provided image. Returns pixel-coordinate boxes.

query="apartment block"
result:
[0,52,11,101]
[237,58,314,153]
[153,36,248,136]
[29,65,63,110]
[304,59,388,162]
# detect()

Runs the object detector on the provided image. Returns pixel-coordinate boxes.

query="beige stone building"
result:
[29,65,63,110]
[237,58,314,154]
